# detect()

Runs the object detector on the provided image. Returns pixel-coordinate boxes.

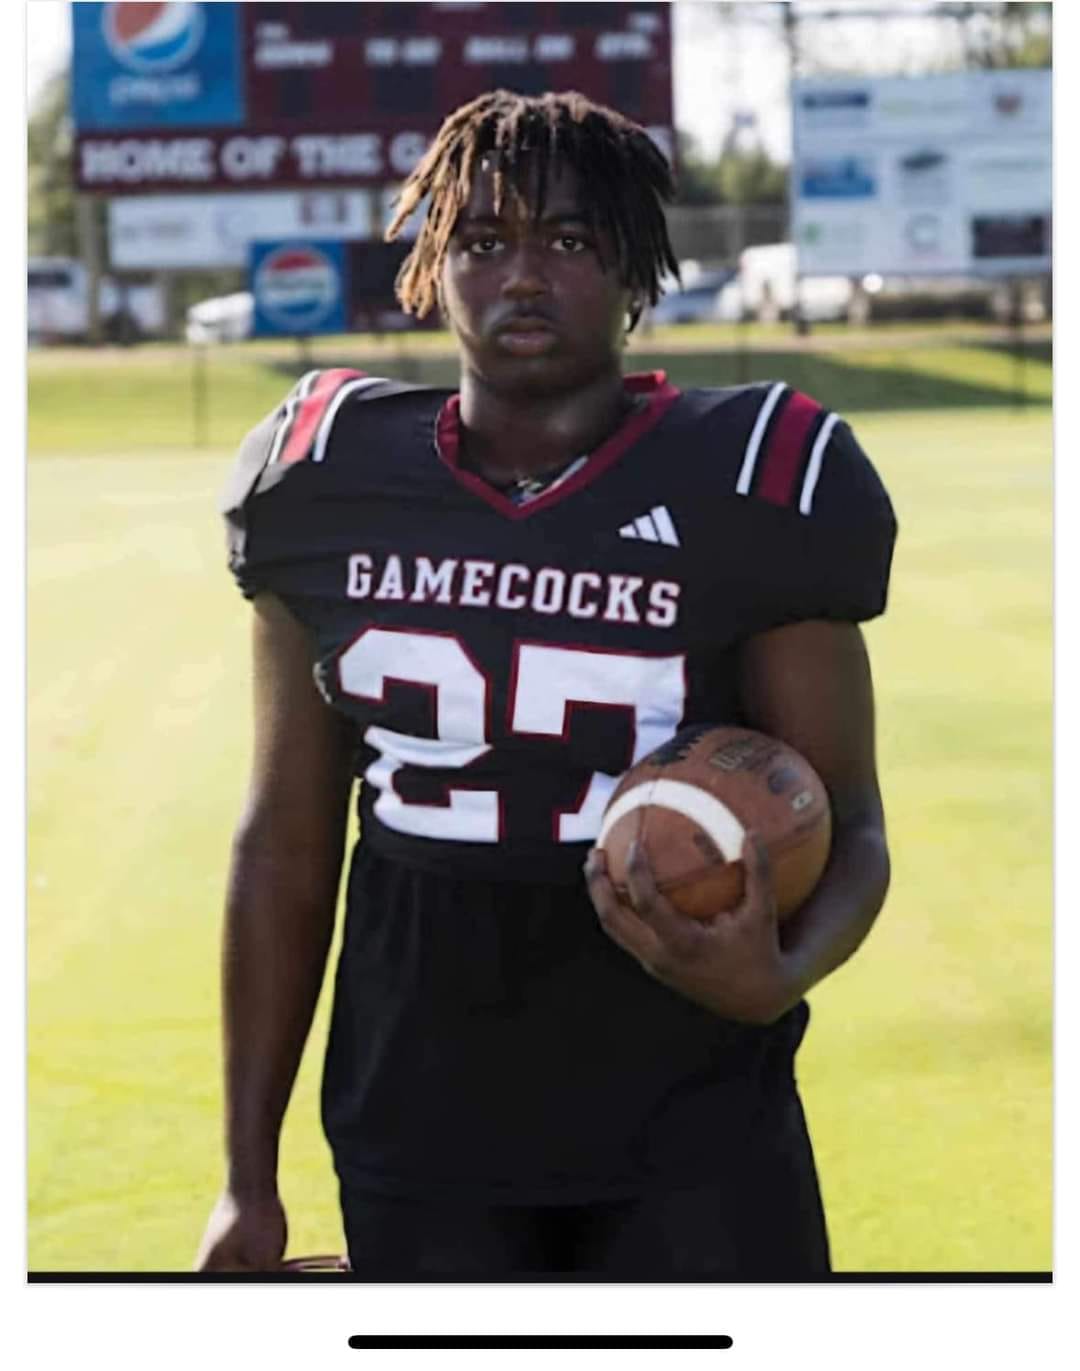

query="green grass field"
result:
[27,331,1052,1272]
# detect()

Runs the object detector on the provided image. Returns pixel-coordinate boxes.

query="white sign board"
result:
[108,190,377,270]
[792,70,1051,278]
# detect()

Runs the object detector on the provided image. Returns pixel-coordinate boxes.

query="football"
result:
[279,1254,351,1273]
[596,724,832,920]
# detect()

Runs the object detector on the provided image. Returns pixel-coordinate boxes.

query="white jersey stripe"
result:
[312,376,384,463]
[619,524,639,539]
[267,369,320,466]
[634,514,660,542]
[736,382,786,495]
[798,412,840,515]
[596,779,746,863]
[650,505,680,547]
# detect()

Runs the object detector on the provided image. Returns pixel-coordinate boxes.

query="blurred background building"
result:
[26,1,1052,343]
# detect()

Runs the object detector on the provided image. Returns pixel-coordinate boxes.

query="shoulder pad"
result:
[717,384,896,624]
[219,369,427,600]
[220,368,423,521]
[731,382,838,516]
[218,368,368,520]
[268,367,381,468]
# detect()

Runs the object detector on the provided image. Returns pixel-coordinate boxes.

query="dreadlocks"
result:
[385,90,680,323]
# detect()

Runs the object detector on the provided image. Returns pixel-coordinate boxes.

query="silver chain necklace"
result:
[502,454,589,505]
[475,395,644,504]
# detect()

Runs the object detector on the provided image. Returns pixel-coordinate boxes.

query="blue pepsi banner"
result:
[251,240,348,338]
[72,2,244,132]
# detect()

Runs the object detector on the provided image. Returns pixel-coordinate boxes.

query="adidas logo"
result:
[618,505,681,548]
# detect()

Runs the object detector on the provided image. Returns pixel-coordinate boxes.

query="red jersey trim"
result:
[278,368,367,466]
[755,390,825,509]
[434,371,682,521]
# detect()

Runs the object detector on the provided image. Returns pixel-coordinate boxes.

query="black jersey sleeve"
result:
[220,402,282,601]
[219,368,367,600]
[781,415,897,625]
[726,387,897,630]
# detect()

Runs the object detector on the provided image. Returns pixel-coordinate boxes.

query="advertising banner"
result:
[792,70,1051,278]
[250,239,413,338]
[74,2,674,194]
[251,240,349,337]
[72,2,245,131]
[109,191,376,270]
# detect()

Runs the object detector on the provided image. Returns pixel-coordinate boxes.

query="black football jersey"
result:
[222,369,895,885]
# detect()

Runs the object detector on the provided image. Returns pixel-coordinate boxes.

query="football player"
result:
[196,91,896,1277]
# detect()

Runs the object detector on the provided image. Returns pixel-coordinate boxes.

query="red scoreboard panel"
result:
[76,2,673,194]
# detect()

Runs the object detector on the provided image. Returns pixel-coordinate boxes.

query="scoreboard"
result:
[74,2,673,194]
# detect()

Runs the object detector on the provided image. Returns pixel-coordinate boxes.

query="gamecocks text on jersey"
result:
[345,552,683,628]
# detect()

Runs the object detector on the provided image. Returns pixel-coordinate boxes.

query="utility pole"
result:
[75,195,103,345]
[781,3,809,335]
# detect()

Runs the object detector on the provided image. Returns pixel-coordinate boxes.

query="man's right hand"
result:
[195,1191,288,1272]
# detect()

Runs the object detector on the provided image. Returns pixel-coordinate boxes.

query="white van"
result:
[737,244,853,324]
[27,257,166,343]
[185,291,254,344]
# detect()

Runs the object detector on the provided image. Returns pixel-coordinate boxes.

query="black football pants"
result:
[339,1094,830,1279]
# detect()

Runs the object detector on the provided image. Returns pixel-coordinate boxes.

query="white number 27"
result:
[338,627,686,843]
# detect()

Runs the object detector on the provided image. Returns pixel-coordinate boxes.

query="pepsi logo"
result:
[255,246,341,333]
[103,2,206,74]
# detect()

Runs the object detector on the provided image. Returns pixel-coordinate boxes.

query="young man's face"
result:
[440,156,634,395]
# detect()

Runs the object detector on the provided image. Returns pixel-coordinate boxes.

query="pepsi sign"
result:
[103,2,207,73]
[251,241,348,338]
[72,2,244,131]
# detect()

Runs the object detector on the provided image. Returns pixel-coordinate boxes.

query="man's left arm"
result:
[739,617,890,1002]
[585,618,890,1024]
